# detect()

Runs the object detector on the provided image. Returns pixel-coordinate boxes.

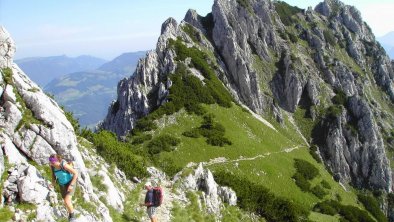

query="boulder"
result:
[178,163,237,214]
[17,165,50,204]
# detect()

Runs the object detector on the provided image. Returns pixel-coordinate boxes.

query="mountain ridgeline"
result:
[15,55,107,87]
[44,52,146,128]
[2,0,394,221]
[100,0,394,220]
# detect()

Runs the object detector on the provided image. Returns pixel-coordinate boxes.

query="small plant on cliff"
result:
[2,67,13,84]
[274,1,302,26]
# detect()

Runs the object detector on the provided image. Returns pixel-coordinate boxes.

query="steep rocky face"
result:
[0,26,118,221]
[99,18,178,136]
[175,163,237,214]
[102,0,393,193]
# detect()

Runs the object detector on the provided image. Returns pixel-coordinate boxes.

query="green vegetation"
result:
[131,134,152,145]
[389,193,394,213]
[274,1,302,26]
[27,87,40,93]
[15,108,42,131]
[0,207,13,221]
[357,193,387,222]
[313,200,375,222]
[309,145,322,163]
[326,105,343,119]
[293,107,314,141]
[107,184,144,221]
[91,174,108,192]
[147,134,180,155]
[62,106,80,133]
[323,30,336,46]
[169,38,233,108]
[74,187,99,218]
[294,159,319,180]
[236,0,253,14]
[214,171,309,221]
[183,113,232,147]
[182,24,200,43]
[92,130,148,178]
[132,117,157,134]
[251,54,276,96]
[292,159,329,199]
[221,205,265,222]
[2,68,45,131]
[2,67,13,84]
[331,90,347,106]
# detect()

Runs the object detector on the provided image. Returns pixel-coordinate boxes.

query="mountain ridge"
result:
[15,54,107,87]
[1,0,394,221]
[101,0,394,220]
[44,51,146,127]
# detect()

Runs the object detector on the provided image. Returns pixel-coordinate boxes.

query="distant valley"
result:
[378,31,394,59]
[44,51,146,128]
[15,55,107,87]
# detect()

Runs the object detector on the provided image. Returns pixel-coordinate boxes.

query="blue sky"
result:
[1,0,393,60]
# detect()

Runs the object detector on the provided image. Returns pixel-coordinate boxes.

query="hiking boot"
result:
[68,212,76,221]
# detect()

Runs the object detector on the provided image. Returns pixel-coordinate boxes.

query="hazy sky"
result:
[1,0,393,60]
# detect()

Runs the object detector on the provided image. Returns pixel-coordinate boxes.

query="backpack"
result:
[53,160,73,185]
[152,187,163,207]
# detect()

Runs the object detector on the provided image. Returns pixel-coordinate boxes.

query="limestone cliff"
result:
[101,0,393,194]
[0,26,123,222]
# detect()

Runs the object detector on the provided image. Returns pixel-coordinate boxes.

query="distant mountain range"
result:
[15,55,107,87]
[99,51,146,75]
[44,51,146,128]
[378,31,394,59]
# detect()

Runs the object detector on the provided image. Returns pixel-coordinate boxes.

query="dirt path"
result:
[137,145,305,221]
[241,105,277,132]
[203,145,304,167]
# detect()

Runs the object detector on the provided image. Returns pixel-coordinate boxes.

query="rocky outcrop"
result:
[317,97,391,191]
[99,18,179,136]
[0,26,115,221]
[100,0,394,194]
[0,27,15,68]
[141,165,237,221]
[175,163,237,214]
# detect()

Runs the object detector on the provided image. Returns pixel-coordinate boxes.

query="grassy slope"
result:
[136,103,363,221]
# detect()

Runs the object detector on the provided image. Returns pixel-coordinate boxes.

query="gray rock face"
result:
[177,163,237,214]
[0,27,114,221]
[99,18,179,136]
[211,0,277,115]
[318,96,391,191]
[0,26,15,69]
[3,164,55,206]
[101,0,393,194]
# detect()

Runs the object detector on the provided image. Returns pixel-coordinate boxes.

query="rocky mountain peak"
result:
[0,26,16,69]
[101,0,394,194]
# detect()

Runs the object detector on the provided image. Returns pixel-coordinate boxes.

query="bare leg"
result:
[64,194,74,214]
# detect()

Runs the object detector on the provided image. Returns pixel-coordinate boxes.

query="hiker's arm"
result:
[140,192,153,206]
[64,163,78,187]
